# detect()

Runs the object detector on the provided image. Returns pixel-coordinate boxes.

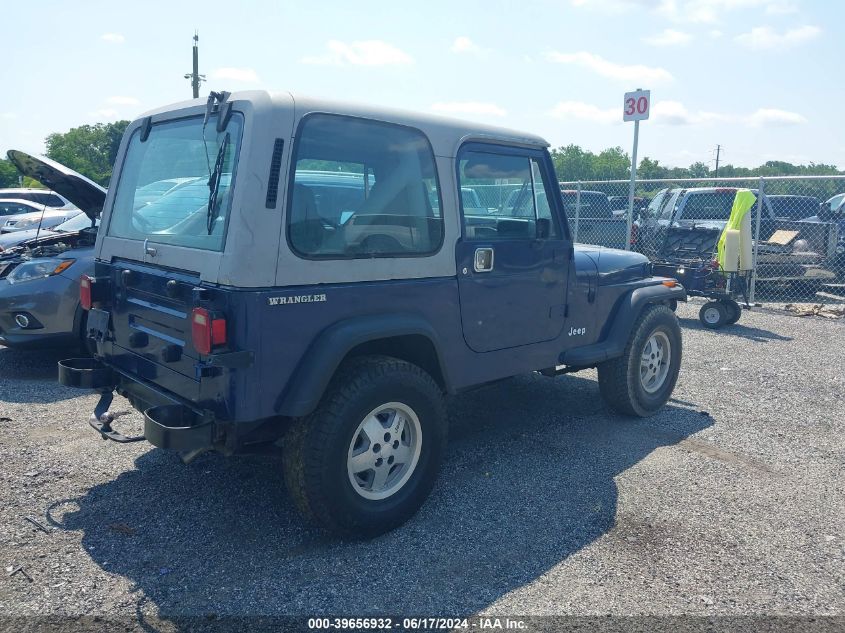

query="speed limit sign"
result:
[623,89,650,122]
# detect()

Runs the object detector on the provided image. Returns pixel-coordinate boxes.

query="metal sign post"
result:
[623,89,650,251]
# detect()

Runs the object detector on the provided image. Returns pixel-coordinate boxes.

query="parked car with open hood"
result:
[0,151,105,350]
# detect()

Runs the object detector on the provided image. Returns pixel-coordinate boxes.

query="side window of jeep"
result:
[288,114,443,258]
[458,150,558,240]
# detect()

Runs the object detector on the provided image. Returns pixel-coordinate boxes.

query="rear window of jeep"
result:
[287,114,443,258]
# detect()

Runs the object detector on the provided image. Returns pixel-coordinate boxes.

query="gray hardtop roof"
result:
[137,90,550,153]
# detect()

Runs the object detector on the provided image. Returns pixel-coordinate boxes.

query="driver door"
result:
[456,144,571,353]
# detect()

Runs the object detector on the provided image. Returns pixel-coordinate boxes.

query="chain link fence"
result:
[559,176,845,307]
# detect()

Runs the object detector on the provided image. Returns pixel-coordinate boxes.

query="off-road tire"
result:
[598,304,682,417]
[282,355,447,538]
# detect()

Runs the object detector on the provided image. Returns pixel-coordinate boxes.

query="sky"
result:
[1,0,843,170]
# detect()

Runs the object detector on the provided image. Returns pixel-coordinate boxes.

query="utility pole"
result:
[184,31,205,99]
[714,144,721,179]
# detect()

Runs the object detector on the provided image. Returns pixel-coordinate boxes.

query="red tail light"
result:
[629,222,638,245]
[80,275,92,310]
[191,307,227,355]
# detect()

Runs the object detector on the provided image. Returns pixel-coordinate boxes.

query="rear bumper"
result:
[58,357,215,451]
[58,356,276,452]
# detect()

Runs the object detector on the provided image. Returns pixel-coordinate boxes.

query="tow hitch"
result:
[58,358,145,443]
[90,390,145,443]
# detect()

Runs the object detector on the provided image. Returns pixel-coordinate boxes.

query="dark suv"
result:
[59,91,685,537]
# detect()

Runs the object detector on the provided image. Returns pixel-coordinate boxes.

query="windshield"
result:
[827,194,845,212]
[646,189,667,216]
[107,114,243,251]
[54,212,96,232]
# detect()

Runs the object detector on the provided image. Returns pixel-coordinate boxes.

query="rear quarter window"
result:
[288,114,443,259]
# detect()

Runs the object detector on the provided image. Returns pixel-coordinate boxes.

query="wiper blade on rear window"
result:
[206,132,230,235]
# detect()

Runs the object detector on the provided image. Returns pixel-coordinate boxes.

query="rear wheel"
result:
[598,304,682,417]
[282,356,447,538]
[699,301,727,329]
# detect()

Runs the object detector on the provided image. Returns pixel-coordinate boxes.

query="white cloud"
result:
[747,108,807,126]
[545,51,674,83]
[431,102,507,117]
[100,33,125,44]
[709,29,723,38]
[652,100,730,125]
[572,0,801,24]
[0,112,16,120]
[301,40,413,66]
[90,109,119,120]
[548,101,620,125]
[451,36,485,55]
[211,67,260,83]
[643,28,693,46]
[106,96,140,106]
[736,25,821,50]
[543,95,808,131]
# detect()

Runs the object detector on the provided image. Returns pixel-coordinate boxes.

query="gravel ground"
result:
[0,301,843,622]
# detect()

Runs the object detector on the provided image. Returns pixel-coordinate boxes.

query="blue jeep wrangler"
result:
[59,91,685,537]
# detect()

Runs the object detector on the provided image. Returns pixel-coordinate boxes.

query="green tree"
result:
[550,144,596,181]
[594,146,630,179]
[0,159,19,188]
[687,161,711,178]
[637,157,668,180]
[45,120,130,186]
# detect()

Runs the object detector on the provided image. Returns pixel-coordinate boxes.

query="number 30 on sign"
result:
[623,90,650,122]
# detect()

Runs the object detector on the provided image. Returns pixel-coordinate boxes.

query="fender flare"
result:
[560,283,686,367]
[275,313,450,417]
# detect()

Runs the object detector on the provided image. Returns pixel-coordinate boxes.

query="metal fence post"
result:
[749,177,764,305]
[574,181,581,243]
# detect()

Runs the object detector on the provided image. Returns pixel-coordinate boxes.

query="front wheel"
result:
[282,356,447,538]
[598,304,682,417]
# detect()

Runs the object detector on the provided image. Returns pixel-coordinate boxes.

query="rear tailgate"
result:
[106,260,204,401]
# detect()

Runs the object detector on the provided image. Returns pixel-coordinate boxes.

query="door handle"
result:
[473,247,494,272]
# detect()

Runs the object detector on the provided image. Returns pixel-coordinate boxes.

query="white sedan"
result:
[1,207,83,233]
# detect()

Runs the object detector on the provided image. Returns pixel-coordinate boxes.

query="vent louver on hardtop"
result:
[265,139,285,209]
